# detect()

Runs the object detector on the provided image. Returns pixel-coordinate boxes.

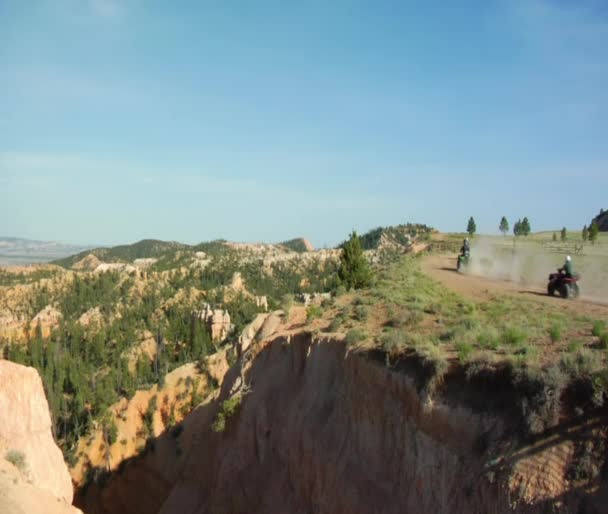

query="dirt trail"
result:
[421,254,608,319]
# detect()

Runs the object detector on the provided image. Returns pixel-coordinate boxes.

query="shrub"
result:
[599,332,608,350]
[567,340,583,353]
[280,294,294,317]
[439,329,457,342]
[306,305,323,322]
[455,341,474,363]
[516,344,539,361]
[345,329,366,346]
[353,305,368,322]
[503,326,526,346]
[328,317,344,332]
[386,310,408,328]
[212,394,242,433]
[105,418,118,445]
[5,450,27,474]
[477,330,499,350]
[548,325,562,343]
[560,349,595,377]
[334,285,347,297]
[380,330,407,354]
[592,320,605,337]
[460,316,479,331]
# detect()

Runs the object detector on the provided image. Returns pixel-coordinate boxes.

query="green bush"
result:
[549,325,562,343]
[345,329,366,346]
[567,340,583,353]
[212,395,242,433]
[353,305,369,322]
[328,317,344,332]
[335,285,347,297]
[306,304,323,322]
[280,294,294,316]
[592,320,605,337]
[560,349,595,377]
[455,341,474,363]
[380,330,407,354]
[476,330,499,350]
[599,332,608,350]
[5,450,27,474]
[503,326,526,346]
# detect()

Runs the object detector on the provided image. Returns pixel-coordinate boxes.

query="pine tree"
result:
[513,219,522,236]
[560,227,567,242]
[499,216,509,236]
[466,217,476,237]
[521,217,531,236]
[582,225,589,242]
[589,221,599,245]
[337,231,372,291]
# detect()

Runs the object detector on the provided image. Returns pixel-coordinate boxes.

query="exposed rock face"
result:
[196,305,232,342]
[0,360,75,504]
[238,313,270,354]
[31,305,62,327]
[94,263,137,274]
[156,335,608,514]
[70,360,216,487]
[297,292,332,306]
[133,258,158,269]
[0,458,82,514]
[255,312,282,342]
[301,238,314,251]
[122,331,158,373]
[71,334,608,514]
[237,311,284,355]
[72,253,102,271]
[78,306,103,327]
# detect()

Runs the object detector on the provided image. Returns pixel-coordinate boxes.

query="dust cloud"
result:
[466,237,608,303]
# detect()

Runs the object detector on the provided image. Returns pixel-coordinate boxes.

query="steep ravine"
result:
[76,333,608,514]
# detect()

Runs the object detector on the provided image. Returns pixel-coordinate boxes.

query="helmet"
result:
[566,255,572,262]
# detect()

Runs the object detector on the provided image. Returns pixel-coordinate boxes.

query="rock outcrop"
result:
[72,253,102,271]
[195,305,232,342]
[157,335,608,514]
[0,360,76,507]
[0,458,82,514]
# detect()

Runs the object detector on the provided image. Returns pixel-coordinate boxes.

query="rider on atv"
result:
[559,255,573,278]
[460,238,470,257]
[548,255,580,298]
[457,238,471,272]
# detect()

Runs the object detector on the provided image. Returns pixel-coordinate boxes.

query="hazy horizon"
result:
[1,0,607,248]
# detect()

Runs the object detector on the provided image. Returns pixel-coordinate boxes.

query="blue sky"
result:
[1,0,607,247]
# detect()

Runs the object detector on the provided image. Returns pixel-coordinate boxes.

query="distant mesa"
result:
[0,237,93,267]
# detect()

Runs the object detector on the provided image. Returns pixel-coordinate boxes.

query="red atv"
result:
[547,271,580,299]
